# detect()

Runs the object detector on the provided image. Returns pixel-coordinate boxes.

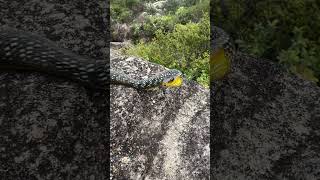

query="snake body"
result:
[0,27,182,89]
[210,26,235,81]
[211,26,235,59]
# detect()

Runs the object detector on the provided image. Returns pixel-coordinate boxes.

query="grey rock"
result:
[152,1,167,10]
[211,52,320,179]
[111,23,132,42]
[145,0,167,14]
[2,0,318,179]
[0,0,109,179]
[1,0,210,179]
[110,41,132,50]
[136,12,149,24]
[110,52,210,179]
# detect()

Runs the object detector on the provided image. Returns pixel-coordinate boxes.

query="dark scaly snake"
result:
[0,26,182,90]
[210,26,235,81]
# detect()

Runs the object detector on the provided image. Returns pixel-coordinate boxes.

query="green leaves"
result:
[113,0,210,87]
[126,15,210,87]
[289,65,319,83]
[278,27,320,83]
[212,0,320,84]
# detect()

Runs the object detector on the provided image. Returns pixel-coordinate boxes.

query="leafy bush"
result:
[163,0,200,13]
[111,0,142,23]
[212,0,320,84]
[143,15,176,35]
[131,0,209,42]
[278,27,319,82]
[125,14,210,87]
[175,1,209,24]
[111,5,132,23]
[112,0,210,87]
[130,15,176,43]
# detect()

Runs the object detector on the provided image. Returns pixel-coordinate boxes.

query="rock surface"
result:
[0,0,110,179]
[110,49,210,179]
[0,1,210,179]
[211,52,320,179]
[145,0,167,14]
[1,0,319,179]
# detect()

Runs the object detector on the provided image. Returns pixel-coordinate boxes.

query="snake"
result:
[210,26,235,81]
[0,26,183,90]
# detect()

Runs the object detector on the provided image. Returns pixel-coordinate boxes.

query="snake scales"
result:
[0,27,182,90]
[210,26,235,81]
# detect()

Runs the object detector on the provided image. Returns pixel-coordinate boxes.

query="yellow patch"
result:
[210,48,231,81]
[162,76,183,87]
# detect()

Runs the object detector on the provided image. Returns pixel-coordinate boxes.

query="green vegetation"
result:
[126,15,210,87]
[111,0,142,23]
[111,0,320,87]
[212,0,320,84]
[111,0,210,87]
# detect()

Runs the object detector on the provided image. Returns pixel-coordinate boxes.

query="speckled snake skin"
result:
[0,27,181,89]
[211,26,235,62]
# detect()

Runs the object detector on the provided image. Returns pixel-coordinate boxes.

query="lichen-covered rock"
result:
[110,51,210,179]
[211,52,320,179]
[0,0,110,179]
[145,0,167,14]
[0,0,210,179]
[3,0,319,179]
[0,73,109,179]
[111,23,132,42]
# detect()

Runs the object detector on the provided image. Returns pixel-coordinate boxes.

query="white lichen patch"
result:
[158,91,208,179]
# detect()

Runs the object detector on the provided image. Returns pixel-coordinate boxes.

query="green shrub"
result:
[125,14,210,87]
[111,5,132,23]
[111,0,141,23]
[277,27,319,83]
[112,0,210,87]
[144,15,176,34]
[212,0,320,84]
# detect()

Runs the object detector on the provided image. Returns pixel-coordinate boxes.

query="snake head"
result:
[161,69,183,88]
[210,26,234,81]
